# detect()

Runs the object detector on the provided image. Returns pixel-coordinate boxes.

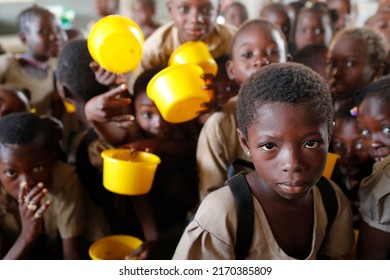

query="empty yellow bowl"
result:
[89,235,143,260]
[147,64,210,123]
[323,152,340,179]
[88,15,144,74]
[168,41,218,76]
[101,149,161,195]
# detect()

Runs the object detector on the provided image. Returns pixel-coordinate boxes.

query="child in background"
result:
[87,0,119,31]
[260,3,294,53]
[354,75,390,259]
[173,63,353,260]
[0,112,85,259]
[85,66,200,258]
[222,1,248,28]
[293,43,328,79]
[130,0,237,88]
[0,6,65,116]
[56,39,158,259]
[197,19,288,200]
[326,27,387,112]
[294,3,333,52]
[197,55,239,125]
[331,101,374,228]
[326,0,352,33]
[0,84,30,117]
[365,9,390,46]
[131,0,160,39]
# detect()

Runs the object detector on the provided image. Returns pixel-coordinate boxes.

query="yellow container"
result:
[168,41,218,76]
[147,64,210,123]
[323,152,340,179]
[101,149,161,195]
[88,15,144,74]
[89,235,143,260]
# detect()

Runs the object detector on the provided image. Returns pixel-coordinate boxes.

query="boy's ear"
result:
[226,59,236,80]
[237,128,250,155]
[18,31,27,44]
[56,80,74,103]
[372,61,386,81]
[167,1,173,15]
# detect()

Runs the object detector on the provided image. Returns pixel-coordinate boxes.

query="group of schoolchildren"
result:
[0,0,389,260]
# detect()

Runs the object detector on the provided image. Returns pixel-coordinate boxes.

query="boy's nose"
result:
[188,9,205,23]
[280,149,303,173]
[254,55,270,67]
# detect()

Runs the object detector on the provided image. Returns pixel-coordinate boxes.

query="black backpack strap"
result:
[227,159,255,179]
[227,172,254,260]
[317,176,338,250]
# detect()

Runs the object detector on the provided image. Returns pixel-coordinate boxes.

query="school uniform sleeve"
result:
[317,180,354,256]
[196,97,250,200]
[173,187,237,259]
[359,155,390,233]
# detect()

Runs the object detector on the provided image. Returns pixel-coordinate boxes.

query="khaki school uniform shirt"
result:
[196,96,250,200]
[359,155,390,233]
[173,181,354,259]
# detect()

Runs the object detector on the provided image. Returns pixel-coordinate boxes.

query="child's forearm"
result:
[132,195,159,242]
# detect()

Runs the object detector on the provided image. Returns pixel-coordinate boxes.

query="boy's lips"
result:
[277,181,309,194]
[185,28,206,37]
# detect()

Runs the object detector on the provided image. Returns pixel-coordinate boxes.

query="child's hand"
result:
[125,240,157,260]
[18,182,51,245]
[89,61,126,87]
[121,139,157,154]
[199,73,219,114]
[85,84,134,123]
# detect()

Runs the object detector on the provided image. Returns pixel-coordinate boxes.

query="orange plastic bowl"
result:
[323,152,340,179]
[101,149,161,195]
[89,235,143,260]
[168,41,218,76]
[88,15,144,74]
[147,64,210,123]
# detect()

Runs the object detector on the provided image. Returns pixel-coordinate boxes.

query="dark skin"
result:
[0,88,30,117]
[0,143,81,259]
[237,102,330,259]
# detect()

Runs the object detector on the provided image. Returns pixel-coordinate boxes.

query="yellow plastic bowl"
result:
[168,41,218,76]
[323,152,340,179]
[147,64,210,123]
[89,235,143,260]
[88,15,144,74]
[101,149,161,195]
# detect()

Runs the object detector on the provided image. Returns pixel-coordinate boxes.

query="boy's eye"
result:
[333,141,344,150]
[346,61,356,68]
[141,112,153,119]
[260,143,276,151]
[354,141,364,150]
[383,127,390,135]
[361,129,370,137]
[326,59,336,68]
[200,6,213,15]
[304,140,321,149]
[314,28,324,35]
[33,165,44,172]
[4,170,17,178]
[240,51,253,59]
[178,5,190,14]
[265,49,280,57]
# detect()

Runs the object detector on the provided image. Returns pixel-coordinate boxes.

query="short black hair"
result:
[17,5,54,33]
[56,39,109,102]
[354,74,390,106]
[229,18,287,58]
[237,62,333,139]
[0,112,53,151]
[134,67,163,101]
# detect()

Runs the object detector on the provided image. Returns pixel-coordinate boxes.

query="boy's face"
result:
[135,91,173,138]
[0,143,54,200]
[93,0,117,16]
[327,0,351,32]
[133,1,155,25]
[261,10,291,43]
[0,90,29,117]
[326,36,379,100]
[365,11,390,45]
[332,118,372,178]
[223,5,246,28]
[238,102,329,200]
[357,94,390,162]
[167,0,219,43]
[227,24,287,85]
[21,12,64,59]
[295,12,332,50]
